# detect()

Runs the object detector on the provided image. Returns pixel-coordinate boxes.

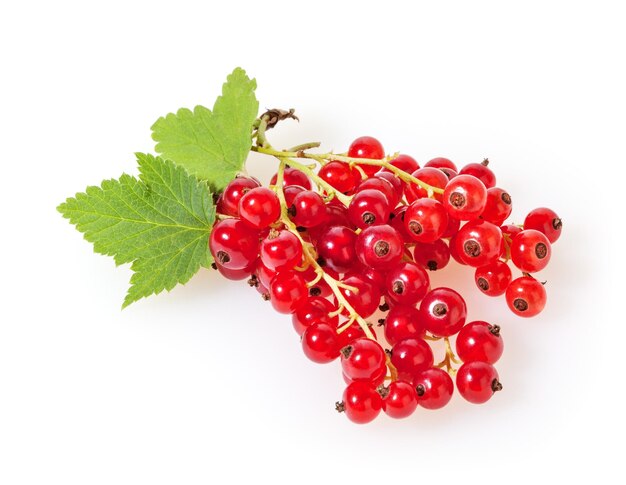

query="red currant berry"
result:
[506,276,546,317]
[474,260,512,296]
[348,189,390,229]
[456,361,502,404]
[375,171,404,201]
[383,304,425,346]
[501,224,522,239]
[259,229,303,272]
[456,220,503,267]
[337,382,382,424]
[353,264,387,290]
[355,224,403,269]
[214,259,255,281]
[337,275,381,318]
[448,233,467,266]
[318,161,358,194]
[216,176,261,217]
[338,322,368,349]
[290,190,328,228]
[439,167,458,180]
[357,176,399,208]
[209,218,260,270]
[404,198,449,243]
[302,322,341,363]
[459,159,496,188]
[386,154,419,174]
[380,381,418,419]
[238,187,281,229]
[510,229,551,272]
[420,288,467,337]
[254,259,277,289]
[270,167,312,189]
[348,136,385,177]
[443,174,487,220]
[424,157,457,171]
[456,321,504,364]
[413,239,451,271]
[317,225,357,273]
[481,187,512,226]
[524,207,562,243]
[385,262,430,305]
[341,338,387,382]
[324,200,351,228]
[390,338,434,383]
[302,265,338,298]
[405,167,448,203]
[389,206,412,241]
[414,368,454,409]
[292,296,338,336]
[269,270,308,314]
[283,184,306,208]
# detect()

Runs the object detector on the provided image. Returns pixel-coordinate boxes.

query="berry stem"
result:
[435,337,461,376]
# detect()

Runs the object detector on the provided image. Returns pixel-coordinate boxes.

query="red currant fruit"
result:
[238,187,281,229]
[405,168,448,203]
[424,157,457,171]
[385,262,430,305]
[348,136,385,177]
[420,288,467,337]
[214,259,255,281]
[456,361,502,404]
[324,200,351,228]
[348,189,390,229]
[283,184,306,208]
[338,322,368,349]
[414,368,454,409]
[443,174,487,220]
[209,218,260,270]
[524,207,562,243]
[269,270,307,314]
[501,224,522,239]
[292,296,338,336]
[386,154,419,174]
[355,224,403,269]
[474,260,512,296]
[317,225,357,273]
[510,229,551,272]
[481,187,512,226]
[318,161,358,194]
[259,229,303,272]
[456,220,503,267]
[390,338,434,383]
[389,206,412,241]
[337,382,382,424]
[341,338,387,382]
[375,171,404,200]
[216,176,261,217]
[459,159,496,188]
[290,190,328,228]
[357,176,399,208]
[455,321,503,364]
[338,275,381,318]
[383,304,425,346]
[270,167,312,189]
[413,239,451,271]
[380,381,418,419]
[302,322,341,363]
[506,276,546,317]
[404,198,449,243]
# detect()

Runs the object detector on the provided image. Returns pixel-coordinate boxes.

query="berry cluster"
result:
[209,135,562,423]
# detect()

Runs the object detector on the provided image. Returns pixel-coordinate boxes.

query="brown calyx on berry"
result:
[392,280,405,295]
[535,243,548,259]
[216,251,231,264]
[287,205,297,217]
[340,345,353,359]
[374,240,390,257]
[376,385,390,399]
[553,217,563,230]
[477,277,489,291]
[261,293,270,301]
[449,191,466,208]
[377,318,386,327]
[491,379,503,392]
[489,324,501,336]
[247,275,259,287]
[433,303,447,316]
[379,302,390,312]
[463,239,481,258]
[309,286,322,297]
[408,221,423,236]
[316,257,326,267]
[501,192,512,205]
[335,401,345,413]
[513,298,528,312]
[482,158,490,166]
[363,212,376,225]
[267,228,280,240]
[416,384,426,397]
[211,262,218,270]
[427,260,438,271]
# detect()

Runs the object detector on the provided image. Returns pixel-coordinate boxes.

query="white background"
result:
[1,1,624,483]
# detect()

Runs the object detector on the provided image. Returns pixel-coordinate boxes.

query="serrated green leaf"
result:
[58,154,216,307]
[151,67,259,192]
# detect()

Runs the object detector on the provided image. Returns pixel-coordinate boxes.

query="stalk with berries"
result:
[58,68,562,424]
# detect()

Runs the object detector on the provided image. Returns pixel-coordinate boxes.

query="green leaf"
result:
[58,153,216,308]
[151,67,259,192]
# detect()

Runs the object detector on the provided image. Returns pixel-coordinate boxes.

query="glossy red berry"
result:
[456,220,503,267]
[317,225,357,273]
[338,275,381,318]
[455,321,503,364]
[238,187,281,229]
[259,229,303,272]
[270,167,312,189]
[374,171,404,200]
[383,304,425,346]
[390,338,434,383]
[302,322,341,363]
[386,154,419,174]
[341,338,387,382]
[380,381,418,419]
[302,265,338,298]
[338,382,383,424]
[290,190,328,228]
[355,224,403,269]
[216,176,261,216]
[510,229,552,272]
[348,189,390,229]
[459,159,496,188]
[456,361,502,404]
[524,207,562,243]
[404,198,449,243]
[292,297,338,336]
[338,322,368,349]
[385,262,430,305]
[506,276,547,317]
[209,218,260,270]
[405,167,448,203]
[413,239,451,271]
[324,201,351,228]
[420,288,467,337]
[319,161,360,194]
[481,187,512,226]
[500,224,522,239]
[424,157,457,171]
[283,184,305,207]
[269,270,307,314]
[357,176,399,208]
[348,136,385,177]
[474,260,512,296]
[414,368,454,409]
[214,259,255,281]
[443,174,487,220]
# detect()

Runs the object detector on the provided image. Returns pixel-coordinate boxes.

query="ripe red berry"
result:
[443,174,488,220]
[283,185,305,208]
[404,198,449,243]
[420,288,467,337]
[456,220,503,267]
[348,189,390,229]
[302,322,341,363]
[355,224,403,269]
[292,296,338,336]
[338,382,383,424]
[474,260,512,296]
[216,176,261,216]
[380,381,418,419]
[506,276,547,317]
[481,187,512,226]
[318,161,359,194]
[348,136,385,177]
[500,224,522,239]
[459,159,496,188]
[270,167,312,189]
[357,176,399,208]
[405,167,448,203]
[456,361,502,404]
[259,229,303,272]
[341,338,387,382]
[317,225,358,273]
[413,239,451,271]
[214,259,255,281]
[290,190,328,228]
[209,218,260,270]
[424,157,457,171]
[337,275,381,318]
[238,187,281,229]
[455,321,504,364]
[324,201,351,228]
[414,368,454,409]
[374,171,404,201]
[386,154,419,174]
[390,338,434,383]
[524,207,562,243]
[383,304,425,346]
[269,270,308,314]
[510,229,552,272]
[385,262,430,305]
